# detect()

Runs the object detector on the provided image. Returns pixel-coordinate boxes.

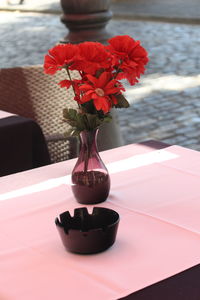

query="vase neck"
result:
[80,129,99,152]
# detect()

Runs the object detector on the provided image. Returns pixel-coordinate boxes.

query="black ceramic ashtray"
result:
[55,207,120,254]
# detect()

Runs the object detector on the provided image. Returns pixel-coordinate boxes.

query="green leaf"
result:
[68,108,77,119]
[103,114,112,123]
[63,108,113,136]
[114,94,130,108]
[63,108,76,119]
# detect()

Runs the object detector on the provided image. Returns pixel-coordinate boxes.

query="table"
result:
[0,142,200,300]
[0,110,50,176]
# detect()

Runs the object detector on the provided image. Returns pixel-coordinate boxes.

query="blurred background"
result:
[1,0,200,149]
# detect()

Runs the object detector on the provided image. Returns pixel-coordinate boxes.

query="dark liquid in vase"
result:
[72,171,110,204]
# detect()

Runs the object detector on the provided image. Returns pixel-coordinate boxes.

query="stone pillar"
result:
[60,0,113,44]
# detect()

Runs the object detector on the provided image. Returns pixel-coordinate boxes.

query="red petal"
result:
[81,94,92,103]
[105,87,120,95]
[98,72,110,87]
[86,74,98,86]
[58,80,71,89]
[79,84,93,91]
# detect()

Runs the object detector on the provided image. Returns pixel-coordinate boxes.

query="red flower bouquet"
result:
[44,35,149,135]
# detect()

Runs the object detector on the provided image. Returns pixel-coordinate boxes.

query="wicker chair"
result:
[0,65,123,163]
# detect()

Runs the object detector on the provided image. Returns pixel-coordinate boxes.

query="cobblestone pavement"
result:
[1,11,200,150]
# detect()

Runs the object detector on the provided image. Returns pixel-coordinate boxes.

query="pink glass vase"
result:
[71,129,110,204]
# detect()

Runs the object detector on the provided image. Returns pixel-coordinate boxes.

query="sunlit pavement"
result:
[1,10,200,150]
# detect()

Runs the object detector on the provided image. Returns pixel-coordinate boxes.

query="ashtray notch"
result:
[55,207,120,254]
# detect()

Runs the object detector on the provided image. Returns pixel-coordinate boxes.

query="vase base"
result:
[71,171,110,204]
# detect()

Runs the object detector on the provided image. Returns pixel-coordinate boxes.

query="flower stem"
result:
[113,60,124,79]
[65,67,81,109]
[84,147,89,173]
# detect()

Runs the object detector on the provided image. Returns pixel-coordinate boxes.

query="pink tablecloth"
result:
[0,110,15,119]
[0,143,200,299]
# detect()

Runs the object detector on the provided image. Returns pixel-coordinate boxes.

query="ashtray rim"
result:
[55,206,120,233]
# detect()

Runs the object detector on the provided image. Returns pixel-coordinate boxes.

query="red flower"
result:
[58,80,72,89]
[44,34,149,131]
[79,72,123,113]
[44,44,79,75]
[108,35,149,85]
[59,79,83,103]
[76,42,112,75]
